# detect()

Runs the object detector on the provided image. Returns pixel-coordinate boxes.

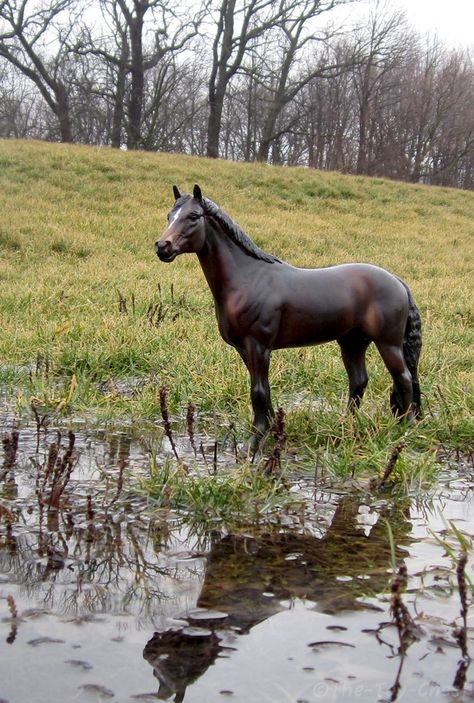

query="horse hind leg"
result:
[375,342,414,419]
[338,336,370,411]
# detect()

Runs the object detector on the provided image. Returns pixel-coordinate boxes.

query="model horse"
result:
[156,185,421,447]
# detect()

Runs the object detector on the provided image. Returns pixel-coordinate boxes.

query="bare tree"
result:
[0,0,84,142]
[205,0,299,159]
[138,56,208,152]
[0,61,39,137]
[74,0,202,149]
[292,38,356,169]
[253,0,357,163]
[0,0,473,189]
[351,0,411,175]
[424,49,474,186]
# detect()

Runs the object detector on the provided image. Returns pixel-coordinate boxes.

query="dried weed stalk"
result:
[159,386,179,461]
[377,440,406,490]
[389,564,420,701]
[6,594,18,644]
[453,552,470,690]
[264,407,287,476]
[36,431,76,511]
[1,430,19,481]
[186,402,197,456]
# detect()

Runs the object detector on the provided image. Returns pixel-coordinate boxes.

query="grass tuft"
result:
[142,455,295,529]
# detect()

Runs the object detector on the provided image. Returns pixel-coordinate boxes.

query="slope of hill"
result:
[0,139,472,463]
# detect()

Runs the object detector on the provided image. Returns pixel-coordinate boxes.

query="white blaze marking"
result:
[169,207,181,228]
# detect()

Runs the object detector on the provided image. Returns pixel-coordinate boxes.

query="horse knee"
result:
[411,381,422,419]
[250,380,273,427]
[396,369,413,392]
[251,381,267,407]
[339,340,369,408]
[356,372,369,395]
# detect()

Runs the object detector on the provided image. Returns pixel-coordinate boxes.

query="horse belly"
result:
[273,301,353,349]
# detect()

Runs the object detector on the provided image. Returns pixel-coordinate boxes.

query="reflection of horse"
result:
[144,629,220,703]
[143,496,412,701]
[156,185,422,446]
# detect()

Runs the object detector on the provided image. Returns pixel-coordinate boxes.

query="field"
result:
[0,138,473,484]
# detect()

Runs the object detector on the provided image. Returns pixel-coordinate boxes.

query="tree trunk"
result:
[127,12,145,150]
[55,82,73,143]
[207,83,226,159]
[111,40,129,149]
[206,0,236,159]
[257,105,281,163]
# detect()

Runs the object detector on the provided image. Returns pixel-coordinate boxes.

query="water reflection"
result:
[0,418,208,626]
[141,497,412,701]
[1,416,473,703]
[144,630,221,702]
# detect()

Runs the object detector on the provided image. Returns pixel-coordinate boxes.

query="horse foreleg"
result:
[239,341,274,447]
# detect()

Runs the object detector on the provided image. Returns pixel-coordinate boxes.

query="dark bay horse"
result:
[156,185,422,445]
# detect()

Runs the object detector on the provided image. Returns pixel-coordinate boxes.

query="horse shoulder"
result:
[216,267,282,346]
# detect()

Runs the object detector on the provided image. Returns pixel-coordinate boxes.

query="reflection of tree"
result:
[105,431,132,468]
[0,512,184,616]
[0,426,206,622]
[142,496,412,700]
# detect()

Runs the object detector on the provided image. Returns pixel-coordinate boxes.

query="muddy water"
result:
[0,415,473,703]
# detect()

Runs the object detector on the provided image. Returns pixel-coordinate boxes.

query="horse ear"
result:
[173,185,181,201]
[193,184,203,202]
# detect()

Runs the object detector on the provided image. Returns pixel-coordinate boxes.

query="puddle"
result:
[0,413,473,702]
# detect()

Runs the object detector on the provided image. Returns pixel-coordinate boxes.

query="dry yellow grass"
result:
[0,139,472,460]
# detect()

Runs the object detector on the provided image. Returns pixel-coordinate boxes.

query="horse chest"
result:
[214,293,276,347]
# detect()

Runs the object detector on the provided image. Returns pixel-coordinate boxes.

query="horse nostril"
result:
[156,239,177,262]
[156,240,170,255]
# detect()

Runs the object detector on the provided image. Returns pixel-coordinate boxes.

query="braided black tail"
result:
[401,281,422,418]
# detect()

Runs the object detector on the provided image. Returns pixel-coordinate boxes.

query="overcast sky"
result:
[329,1,473,50]
[390,0,473,48]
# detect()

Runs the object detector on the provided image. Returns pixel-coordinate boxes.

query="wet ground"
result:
[0,412,473,703]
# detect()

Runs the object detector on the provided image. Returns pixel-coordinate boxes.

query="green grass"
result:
[0,139,472,485]
[142,455,297,530]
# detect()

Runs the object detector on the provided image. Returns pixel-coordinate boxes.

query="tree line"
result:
[1,0,473,189]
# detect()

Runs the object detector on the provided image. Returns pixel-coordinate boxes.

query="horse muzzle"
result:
[155,239,177,263]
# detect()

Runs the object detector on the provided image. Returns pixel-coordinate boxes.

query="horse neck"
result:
[197,221,260,302]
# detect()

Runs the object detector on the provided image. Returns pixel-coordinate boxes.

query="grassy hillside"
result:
[0,139,472,474]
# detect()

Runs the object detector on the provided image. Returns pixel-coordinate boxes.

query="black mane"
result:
[202,197,281,264]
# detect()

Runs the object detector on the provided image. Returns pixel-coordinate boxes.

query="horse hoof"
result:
[237,433,264,461]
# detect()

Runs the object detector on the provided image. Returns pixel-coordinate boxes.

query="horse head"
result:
[155,184,206,262]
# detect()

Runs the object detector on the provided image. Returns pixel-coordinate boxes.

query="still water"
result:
[0,415,472,702]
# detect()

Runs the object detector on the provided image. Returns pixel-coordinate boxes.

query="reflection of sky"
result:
[405,474,474,621]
